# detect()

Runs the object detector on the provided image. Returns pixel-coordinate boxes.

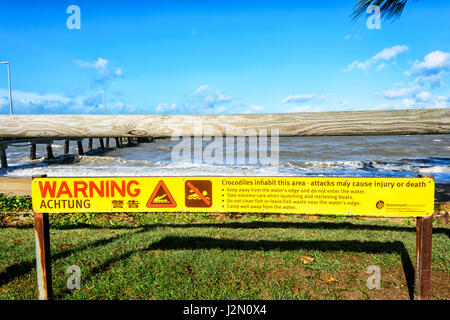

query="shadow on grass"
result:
[8,219,448,238]
[0,228,144,289]
[2,219,435,300]
[81,236,417,300]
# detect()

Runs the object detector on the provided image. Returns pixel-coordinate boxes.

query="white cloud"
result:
[377,50,450,110]
[372,45,409,61]
[398,98,415,109]
[0,88,77,114]
[377,62,386,70]
[343,45,409,72]
[415,91,433,102]
[155,85,235,115]
[0,88,147,115]
[380,86,419,99]
[344,34,363,41]
[406,50,450,88]
[408,51,450,75]
[74,57,123,89]
[194,85,212,95]
[155,103,179,113]
[339,101,349,108]
[244,105,264,114]
[342,60,370,72]
[193,85,233,107]
[378,92,450,110]
[282,94,315,104]
[74,58,108,71]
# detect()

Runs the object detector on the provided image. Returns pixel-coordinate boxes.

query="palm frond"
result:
[351,0,408,21]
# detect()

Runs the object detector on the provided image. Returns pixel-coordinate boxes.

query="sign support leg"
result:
[415,214,432,300]
[415,174,433,300]
[34,211,52,300]
[32,174,52,300]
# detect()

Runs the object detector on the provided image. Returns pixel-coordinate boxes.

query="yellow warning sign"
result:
[31,176,435,217]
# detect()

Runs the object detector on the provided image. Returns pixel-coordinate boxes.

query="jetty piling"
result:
[0,135,150,169]
[77,140,84,155]
[45,142,54,160]
[30,143,36,160]
[0,145,7,168]
[64,140,70,154]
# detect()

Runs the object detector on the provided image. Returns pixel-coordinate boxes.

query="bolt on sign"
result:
[31,176,434,217]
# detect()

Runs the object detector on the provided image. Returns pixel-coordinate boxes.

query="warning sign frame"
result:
[29,174,435,301]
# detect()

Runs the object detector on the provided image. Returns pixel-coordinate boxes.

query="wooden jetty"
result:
[0,137,143,168]
[0,108,449,168]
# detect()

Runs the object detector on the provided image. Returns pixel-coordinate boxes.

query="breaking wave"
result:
[1,135,449,183]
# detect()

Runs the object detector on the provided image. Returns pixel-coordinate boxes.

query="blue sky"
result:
[0,0,449,115]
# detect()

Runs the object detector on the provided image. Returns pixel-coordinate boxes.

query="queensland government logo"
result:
[376,200,385,209]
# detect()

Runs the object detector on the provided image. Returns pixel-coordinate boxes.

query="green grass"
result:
[1,212,449,300]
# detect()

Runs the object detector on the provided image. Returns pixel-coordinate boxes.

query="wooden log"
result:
[64,140,70,154]
[0,109,449,138]
[0,145,7,168]
[30,143,36,160]
[46,142,54,160]
[77,139,84,155]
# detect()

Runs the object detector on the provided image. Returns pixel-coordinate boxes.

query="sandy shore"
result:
[1,177,449,204]
[0,177,33,196]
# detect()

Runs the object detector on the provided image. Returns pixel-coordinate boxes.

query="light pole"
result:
[1,61,13,115]
[97,90,106,114]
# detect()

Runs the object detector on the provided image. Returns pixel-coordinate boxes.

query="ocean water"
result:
[1,135,449,183]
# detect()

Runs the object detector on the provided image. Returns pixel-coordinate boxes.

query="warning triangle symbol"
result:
[146,180,177,208]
